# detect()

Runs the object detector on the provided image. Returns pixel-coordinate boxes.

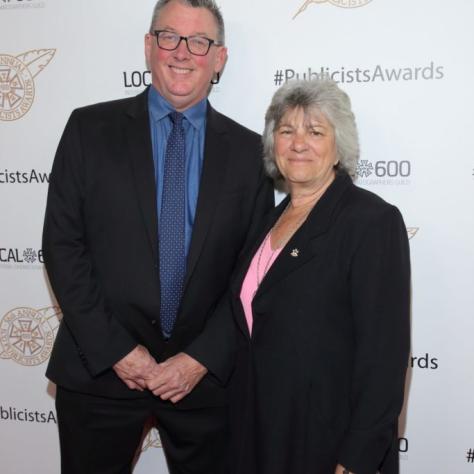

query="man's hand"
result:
[146,352,208,403]
[335,464,354,474]
[113,344,158,391]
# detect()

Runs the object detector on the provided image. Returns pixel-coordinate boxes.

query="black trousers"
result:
[55,387,230,474]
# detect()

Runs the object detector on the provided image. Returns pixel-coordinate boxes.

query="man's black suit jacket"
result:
[43,88,274,407]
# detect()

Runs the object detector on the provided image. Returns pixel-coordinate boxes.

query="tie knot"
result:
[170,111,184,126]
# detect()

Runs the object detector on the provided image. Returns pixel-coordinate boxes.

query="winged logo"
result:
[141,427,162,451]
[293,0,374,19]
[0,49,55,121]
[406,227,419,240]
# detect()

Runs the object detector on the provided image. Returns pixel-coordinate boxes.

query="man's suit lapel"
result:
[125,89,158,261]
[183,104,230,290]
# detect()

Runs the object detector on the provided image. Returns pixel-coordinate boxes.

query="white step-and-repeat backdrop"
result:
[1,0,473,472]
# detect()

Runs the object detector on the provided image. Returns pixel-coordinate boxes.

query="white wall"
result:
[1,1,473,472]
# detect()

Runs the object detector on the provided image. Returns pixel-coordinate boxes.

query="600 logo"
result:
[356,159,411,185]
[399,437,408,453]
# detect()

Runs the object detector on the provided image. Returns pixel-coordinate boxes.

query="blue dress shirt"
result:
[148,86,207,258]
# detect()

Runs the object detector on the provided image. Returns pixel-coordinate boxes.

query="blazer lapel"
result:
[229,201,286,337]
[125,89,158,261]
[255,173,353,299]
[183,104,230,290]
[230,198,288,298]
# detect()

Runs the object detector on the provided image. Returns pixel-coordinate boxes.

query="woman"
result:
[230,79,410,474]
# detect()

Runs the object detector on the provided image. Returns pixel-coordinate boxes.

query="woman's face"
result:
[274,107,338,192]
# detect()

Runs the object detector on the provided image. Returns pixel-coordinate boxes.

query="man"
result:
[42,0,274,472]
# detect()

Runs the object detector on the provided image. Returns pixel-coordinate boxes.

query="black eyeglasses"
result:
[152,30,221,56]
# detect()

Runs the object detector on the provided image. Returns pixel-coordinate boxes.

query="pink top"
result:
[240,232,282,335]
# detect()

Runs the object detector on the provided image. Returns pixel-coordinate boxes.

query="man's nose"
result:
[173,38,191,59]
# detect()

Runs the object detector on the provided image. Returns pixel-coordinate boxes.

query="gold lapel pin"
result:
[290,248,299,257]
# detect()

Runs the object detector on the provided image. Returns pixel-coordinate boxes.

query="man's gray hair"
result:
[263,79,360,191]
[149,0,225,45]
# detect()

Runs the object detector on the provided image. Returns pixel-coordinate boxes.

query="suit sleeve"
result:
[185,168,275,385]
[42,111,137,377]
[338,205,411,474]
[184,290,237,385]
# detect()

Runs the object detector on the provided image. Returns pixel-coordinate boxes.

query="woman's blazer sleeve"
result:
[338,204,411,474]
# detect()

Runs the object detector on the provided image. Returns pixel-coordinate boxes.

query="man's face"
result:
[145,0,227,111]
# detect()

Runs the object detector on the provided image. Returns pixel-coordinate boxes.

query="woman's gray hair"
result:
[263,79,359,190]
[149,0,225,45]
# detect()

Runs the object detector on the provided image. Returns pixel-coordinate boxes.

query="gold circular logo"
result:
[0,49,55,122]
[0,307,61,366]
[0,55,35,121]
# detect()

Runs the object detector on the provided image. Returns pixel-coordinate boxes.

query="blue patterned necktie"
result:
[159,111,186,337]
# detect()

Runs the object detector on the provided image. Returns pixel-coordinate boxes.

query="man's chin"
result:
[168,88,209,110]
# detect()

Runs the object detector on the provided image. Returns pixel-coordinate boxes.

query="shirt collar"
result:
[148,85,207,130]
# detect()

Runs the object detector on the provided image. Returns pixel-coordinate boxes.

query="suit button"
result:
[151,319,157,326]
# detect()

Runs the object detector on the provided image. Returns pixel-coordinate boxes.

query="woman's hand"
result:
[335,464,354,474]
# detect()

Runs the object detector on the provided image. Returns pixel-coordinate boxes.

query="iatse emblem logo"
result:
[294,0,373,19]
[0,306,61,366]
[0,49,55,121]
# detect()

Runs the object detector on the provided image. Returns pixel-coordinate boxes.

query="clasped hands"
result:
[113,345,207,403]
[115,347,354,472]
[335,465,354,474]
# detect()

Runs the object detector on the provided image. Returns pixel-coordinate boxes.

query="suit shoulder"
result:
[210,108,261,142]
[341,181,404,226]
[70,94,143,122]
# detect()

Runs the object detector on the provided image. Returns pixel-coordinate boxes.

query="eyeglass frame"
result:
[152,30,223,56]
